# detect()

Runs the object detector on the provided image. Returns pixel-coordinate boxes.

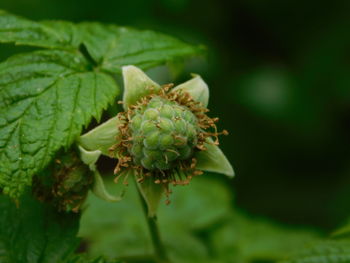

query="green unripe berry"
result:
[128,96,199,171]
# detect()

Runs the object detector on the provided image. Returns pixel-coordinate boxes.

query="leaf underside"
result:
[0,10,201,198]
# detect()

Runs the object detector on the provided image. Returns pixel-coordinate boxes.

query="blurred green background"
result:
[2,0,350,233]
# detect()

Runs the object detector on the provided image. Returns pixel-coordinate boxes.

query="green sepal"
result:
[78,146,101,171]
[78,146,122,202]
[172,74,209,107]
[136,176,164,217]
[122,65,161,110]
[92,170,123,202]
[195,138,234,177]
[78,116,121,157]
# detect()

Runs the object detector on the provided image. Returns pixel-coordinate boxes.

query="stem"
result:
[137,187,170,263]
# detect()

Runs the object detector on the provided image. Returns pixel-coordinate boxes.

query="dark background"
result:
[2,0,350,230]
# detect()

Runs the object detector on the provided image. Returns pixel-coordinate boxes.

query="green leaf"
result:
[280,239,350,263]
[0,11,202,72]
[79,176,232,263]
[65,255,121,263]
[77,23,203,73]
[0,50,119,198]
[0,192,80,263]
[79,177,153,260]
[211,212,320,262]
[195,138,235,177]
[0,10,79,49]
[79,174,321,263]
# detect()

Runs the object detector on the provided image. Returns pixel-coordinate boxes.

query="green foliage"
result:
[332,220,350,238]
[0,49,118,198]
[0,192,80,263]
[3,5,349,263]
[0,10,202,72]
[76,22,203,73]
[212,213,320,262]
[79,175,320,263]
[0,10,201,198]
[0,10,79,49]
[280,239,350,263]
[65,255,121,263]
[0,191,122,263]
